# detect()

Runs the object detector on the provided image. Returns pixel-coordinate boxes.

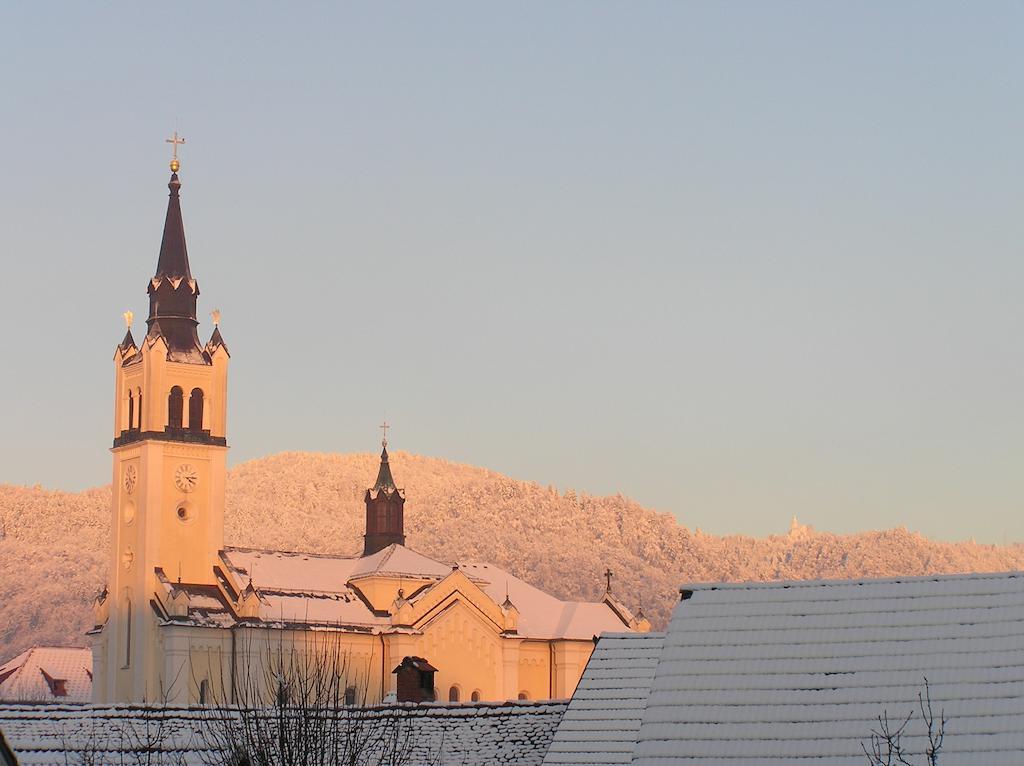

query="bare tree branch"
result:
[862,679,947,766]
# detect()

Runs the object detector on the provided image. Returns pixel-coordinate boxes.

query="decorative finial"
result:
[604,568,614,592]
[211,309,221,326]
[123,310,134,328]
[165,130,185,172]
[380,420,390,449]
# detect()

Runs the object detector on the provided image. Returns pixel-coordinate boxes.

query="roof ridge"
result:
[681,570,1024,593]
[223,545,362,561]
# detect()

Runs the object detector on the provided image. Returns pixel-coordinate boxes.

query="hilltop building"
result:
[90,150,648,706]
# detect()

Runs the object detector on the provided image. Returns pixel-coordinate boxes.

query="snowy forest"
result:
[2,450,1024,662]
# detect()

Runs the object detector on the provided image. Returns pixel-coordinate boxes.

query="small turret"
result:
[363,431,406,556]
[205,310,230,360]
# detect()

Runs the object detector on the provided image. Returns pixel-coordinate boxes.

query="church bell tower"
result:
[363,431,406,555]
[93,137,231,702]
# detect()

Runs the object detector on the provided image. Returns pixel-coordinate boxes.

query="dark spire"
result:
[373,444,397,492]
[146,169,204,361]
[363,436,406,556]
[154,173,192,280]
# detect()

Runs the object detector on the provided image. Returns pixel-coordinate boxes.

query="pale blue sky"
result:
[0,2,1021,542]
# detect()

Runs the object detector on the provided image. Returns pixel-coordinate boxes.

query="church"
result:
[89,143,649,706]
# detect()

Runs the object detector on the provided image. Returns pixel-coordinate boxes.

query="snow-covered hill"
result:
[2,450,1023,662]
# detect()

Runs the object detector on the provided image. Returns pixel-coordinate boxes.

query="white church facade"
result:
[89,149,648,706]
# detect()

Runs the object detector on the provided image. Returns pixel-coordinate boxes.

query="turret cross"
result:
[604,568,614,592]
[380,420,390,448]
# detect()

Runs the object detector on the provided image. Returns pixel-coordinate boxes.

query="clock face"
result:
[174,463,198,493]
[123,465,138,495]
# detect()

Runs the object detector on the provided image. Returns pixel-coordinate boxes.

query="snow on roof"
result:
[220,546,451,629]
[543,632,665,765]
[0,648,92,704]
[461,562,631,640]
[0,701,568,766]
[156,580,237,629]
[630,571,1024,766]
[222,545,452,592]
[220,546,630,640]
[350,544,455,579]
[255,592,383,629]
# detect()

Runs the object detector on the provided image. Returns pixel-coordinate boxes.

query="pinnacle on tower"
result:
[145,141,205,362]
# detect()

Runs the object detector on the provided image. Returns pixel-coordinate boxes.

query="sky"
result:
[0,2,1021,543]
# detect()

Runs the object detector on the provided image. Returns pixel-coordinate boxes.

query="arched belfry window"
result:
[188,388,204,431]
[137,389,143,431]
[168,387,184,429]
[127,390,134,432]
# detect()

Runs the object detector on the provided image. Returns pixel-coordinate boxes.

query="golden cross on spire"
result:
[165,130,186,172]
[380,420,390,448]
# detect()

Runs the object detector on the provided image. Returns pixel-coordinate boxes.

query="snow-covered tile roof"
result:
[0,700,568,766]
[632,571,1024,765]
[351,544,456,579]
[543,632,665,765]
[0,648,92,704]
[220,546,630,640]
[462,562,632,640]
[255,591,382,628]
[222,547,367,591]
[223,544,453,592]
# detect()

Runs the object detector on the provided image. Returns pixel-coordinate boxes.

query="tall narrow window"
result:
[137,389,143,430]
[127,391,134,432]
[199,679,210,704]
[188,388,204,431]
[168,387,183,429]
[124,599,132,669]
